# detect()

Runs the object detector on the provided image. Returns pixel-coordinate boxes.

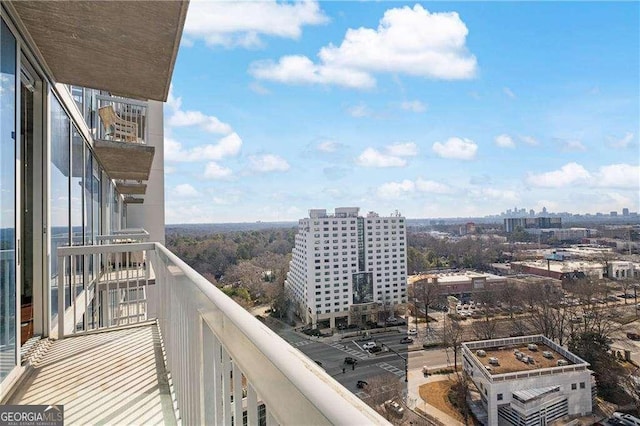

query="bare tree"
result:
[413,277,440,330]
[361,373,404,420]
[443,316,464,371]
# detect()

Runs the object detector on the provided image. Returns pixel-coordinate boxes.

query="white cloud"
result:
[519,135,539,146]
[400,100,427,113]
[204,162,233,180]
[249,82,271,95]
[377,179,415,198]
[377,178,451,199]
[415,179,451,194]
[495,134,515,149]
[251,4,477,89]
[594,164,640,189]
[432,137,477,160]
[172,183,200,198]
[503,87,516,99]
[608,132,634,149]
[168,110,233,134]
[471,187,519,202]
[185,0,328,49]
[317,140,339,153]
[166,86,233,134]
[526,162,591,188]
[249,154,290,173]
[347,103,373,118]
[165,133,242,163]
[387,142,418,157]
[357,148,406,168]
[251,55,375,89]
[356,143,417,168]
[559,139,586,152]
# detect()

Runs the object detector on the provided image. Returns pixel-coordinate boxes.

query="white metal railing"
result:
[96,229,150,244]
[57,241,389,425]
[56,242,152,338]
[95,94,148,144]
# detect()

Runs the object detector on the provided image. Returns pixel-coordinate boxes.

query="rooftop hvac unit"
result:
[557,359,569,366]
[542,351,553,359]
[476,350,487,357]
[489,357,500,366]
[527,344,538,351]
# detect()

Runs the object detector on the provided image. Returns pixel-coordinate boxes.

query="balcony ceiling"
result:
[10,1,188,101]
[116,182,147,195]
[94,140,154,181]
[124,196,144,204]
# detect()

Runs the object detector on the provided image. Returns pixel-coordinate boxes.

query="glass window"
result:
[0,19,17,382]
[71,127,84,246]
[50,96,70,319]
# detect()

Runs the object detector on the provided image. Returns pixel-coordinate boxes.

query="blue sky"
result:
[164,1,639,223]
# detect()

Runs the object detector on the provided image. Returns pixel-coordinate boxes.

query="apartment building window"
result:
[497,394,503,401]
[571,383,577,390]
[580,382,585,389]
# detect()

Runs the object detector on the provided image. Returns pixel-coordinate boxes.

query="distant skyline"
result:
[165,1,639,224]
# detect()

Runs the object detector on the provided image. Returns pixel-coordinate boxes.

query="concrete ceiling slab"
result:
[11,1,188,101]
[116,182,147,195]
[94,140,155,181]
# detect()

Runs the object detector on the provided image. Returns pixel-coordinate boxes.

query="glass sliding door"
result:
[49,97,70,321]
[0,19,17,383]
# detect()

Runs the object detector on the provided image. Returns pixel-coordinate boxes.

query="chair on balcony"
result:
[98,105,139,143]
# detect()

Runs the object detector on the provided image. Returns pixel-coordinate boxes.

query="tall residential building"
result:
[0,4,385,424]
[286,207,407,329]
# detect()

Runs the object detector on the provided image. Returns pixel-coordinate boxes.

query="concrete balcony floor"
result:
[8,323,176,425]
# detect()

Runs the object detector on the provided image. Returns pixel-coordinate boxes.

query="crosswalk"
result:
[292,340,313,347]
[327,341,368,359]
[376,362,405,377]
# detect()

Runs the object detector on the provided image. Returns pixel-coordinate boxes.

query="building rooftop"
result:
[462,335,590,380]
[410,270,506,284]
[470,341,571,375]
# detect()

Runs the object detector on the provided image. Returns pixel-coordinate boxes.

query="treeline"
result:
[407,233,507,273]
[166,228,296,280]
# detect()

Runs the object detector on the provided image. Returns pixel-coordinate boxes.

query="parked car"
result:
[400,337,413,344]
[356,380,368,389]
[384,400,404,417]
[344,356,358,365]
[407,328,417,336]
[369,346,382,353]
[627,332,640,341]
[362,341,377,350]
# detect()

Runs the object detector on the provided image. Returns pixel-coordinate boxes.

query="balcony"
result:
[93,95,155,182]
[6,239,388,425]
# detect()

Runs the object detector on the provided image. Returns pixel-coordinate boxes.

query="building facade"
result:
[286,207,407,328]
[462,335,593,426]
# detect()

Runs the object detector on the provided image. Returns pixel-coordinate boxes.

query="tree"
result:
[443,316,464,371]
[413,277,440,331]
[362,373,404,421]
[568,331,625,400]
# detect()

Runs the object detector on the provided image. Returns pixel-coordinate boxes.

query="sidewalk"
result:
[406,368,465,426]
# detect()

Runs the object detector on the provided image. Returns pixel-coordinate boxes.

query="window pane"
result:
[0,18,17,383]
[50,96,70,319]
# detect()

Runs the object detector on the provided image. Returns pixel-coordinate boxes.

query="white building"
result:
[462,335,593,426]
[286,207,407,328]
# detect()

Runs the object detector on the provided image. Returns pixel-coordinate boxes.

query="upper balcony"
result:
[92,94,155,182]
[69,86,156,184]
[5,235,389,425]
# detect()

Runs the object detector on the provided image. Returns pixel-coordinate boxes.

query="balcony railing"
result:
[95,94,148,144]
[56,241,388,425]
